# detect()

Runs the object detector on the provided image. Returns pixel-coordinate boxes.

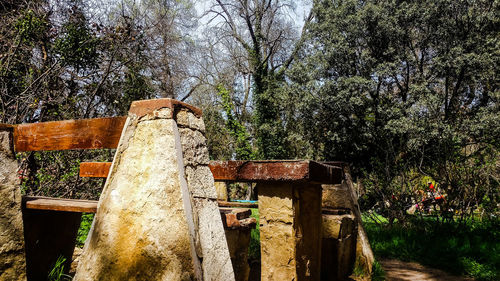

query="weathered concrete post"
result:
[0,124,27,281]
[257,182,322,281]
[74,99,234,281]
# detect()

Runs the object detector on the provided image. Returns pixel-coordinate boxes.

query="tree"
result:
[204,0,312,158]
[284,0,499,220]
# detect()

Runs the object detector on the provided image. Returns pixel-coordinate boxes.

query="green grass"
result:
[48,256,72,281]
[249,208,260,261]
[76,213,94,247]
[364,216,500,280]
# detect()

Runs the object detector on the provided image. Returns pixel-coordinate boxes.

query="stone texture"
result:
[178,128,210,166]
[191,198,234,281]
[0,128,27,281]
[178,113,234,281]
[176,110,205,133]
[75,101,234,281]
[214,182,228,201]
[322,167,374,278]
[321,214,357,281]
[184,166,217,199]
[74,114,201,281]
[258,182,322,281]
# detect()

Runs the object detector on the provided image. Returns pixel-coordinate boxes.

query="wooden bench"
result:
[7,116,343,280]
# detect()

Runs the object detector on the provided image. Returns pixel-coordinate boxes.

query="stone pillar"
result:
[0,125,26,281]
[74,99,234,281]
[214,182,228,201]
[257,182,322,281]
[322,166,374,278]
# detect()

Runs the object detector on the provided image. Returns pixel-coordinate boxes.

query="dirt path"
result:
[380,259,474,281]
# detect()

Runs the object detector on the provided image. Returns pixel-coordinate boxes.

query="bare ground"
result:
[380,259,474,281]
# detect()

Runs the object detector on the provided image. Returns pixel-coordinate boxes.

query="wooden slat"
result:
[79,160,343,184]
[13,116,127,152]
[217,200,258,209]
[79,162,112,178]
[23,196,98,213]
[22,196,257,215]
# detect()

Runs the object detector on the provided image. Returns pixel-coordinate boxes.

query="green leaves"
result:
[54,21,100,70]
[15,10,47,45]
[217,84,255,160]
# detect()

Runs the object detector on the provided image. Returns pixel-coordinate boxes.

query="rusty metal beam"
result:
[80,160,342,184]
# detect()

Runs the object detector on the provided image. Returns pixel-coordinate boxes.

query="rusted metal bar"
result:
[80,160,343,184]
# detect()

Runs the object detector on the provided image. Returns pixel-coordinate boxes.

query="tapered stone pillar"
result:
[0,125,26,281]
[74,99,234,281]
[257,182,322,281]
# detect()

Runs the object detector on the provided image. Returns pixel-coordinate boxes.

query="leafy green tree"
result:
[218,84,255,160]
[284,0,499,220]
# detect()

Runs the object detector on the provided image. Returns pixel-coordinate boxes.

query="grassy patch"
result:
[248,208,260,261]
[364,216,500,280]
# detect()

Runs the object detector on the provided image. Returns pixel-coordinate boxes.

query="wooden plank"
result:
[79,162,112,178]
[217,200,258,209]
[22,196,258,213]
[218,207,252,219]
[79,160,343,184]
[210,160,342,183]
[13,116,127,152]
[23,196,98,213]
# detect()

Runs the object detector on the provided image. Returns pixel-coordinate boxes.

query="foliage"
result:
[76,213,95,247]
[53,7,100,71]
[248,208,260,261]
[371,260,386,281]
[15,9,47,45]
[47,256,72,281]
[218,84,254,160]
[364,215,500,280]
[284,0,500,222]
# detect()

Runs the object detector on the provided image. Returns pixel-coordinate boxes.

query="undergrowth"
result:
[364,215,500,280]
[249,208,260,261]
[76,213,94,247]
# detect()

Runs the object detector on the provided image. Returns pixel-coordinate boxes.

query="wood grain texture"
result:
[13,116,127,152]
[23,196,98,213]
[22,196,256,222]
[79,160,343,184]
[79,162,112,178]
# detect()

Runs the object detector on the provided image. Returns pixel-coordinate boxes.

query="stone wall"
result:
[0,126,26,281]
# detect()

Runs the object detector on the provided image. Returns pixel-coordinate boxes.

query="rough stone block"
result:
[322,170,375,277]
[184,165,218,199]
[74,116,201,281]
[258,182,322,281]
[214,182,228,201]
[75,100,234,281]
[225,228,251,281]
[0,128,27,281]
[178,128,210,166]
